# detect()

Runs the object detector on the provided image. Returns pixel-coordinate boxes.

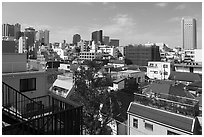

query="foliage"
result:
[72,63,117,135]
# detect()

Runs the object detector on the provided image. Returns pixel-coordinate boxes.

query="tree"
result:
[72,63,117,135]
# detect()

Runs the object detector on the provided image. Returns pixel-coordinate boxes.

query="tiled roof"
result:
[169,71,202,82]
[143,80,194,98]
[127,102,196,133]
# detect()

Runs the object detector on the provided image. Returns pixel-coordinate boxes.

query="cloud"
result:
[89,14,136,37]
[155,3,168,7]
[175,4,186,10]
[167,17,181,22]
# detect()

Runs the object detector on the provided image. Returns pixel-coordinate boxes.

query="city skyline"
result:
[2,2,202,48]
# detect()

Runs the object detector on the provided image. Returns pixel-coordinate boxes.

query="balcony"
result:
[134,92,199,117]
[2,82,83,135]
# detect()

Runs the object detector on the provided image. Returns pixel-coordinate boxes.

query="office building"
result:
[14,23,21,40]
[124,44,160,66]
[2,23,15,39]
[181,17,197,50]
[73,34,81,46]
[103,36,110,45]
[24,27,36,51]
[110,39,119,47]
[92,30,103,45]
[36,30,49,46]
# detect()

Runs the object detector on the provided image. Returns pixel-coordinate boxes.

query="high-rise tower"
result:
[181,17,197,49]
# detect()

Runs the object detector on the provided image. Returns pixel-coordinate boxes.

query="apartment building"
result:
[147,61,173,80]
[127,101,201,135]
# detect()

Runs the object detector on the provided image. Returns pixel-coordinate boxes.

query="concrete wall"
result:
[2,71,48,99]
[2,53,27,73]
[127,114,190,135]
[194,49,202,62]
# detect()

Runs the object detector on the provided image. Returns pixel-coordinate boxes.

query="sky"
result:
[2,2,202,48]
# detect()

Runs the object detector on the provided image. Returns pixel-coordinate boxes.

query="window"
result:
[154,71,158,74]
[167,130,180,135]
[163,64,168,68]
[133,118,138,128]
[20,78,36,92]
[145,122,153,131]
[149,63,154,67]
[164,71,168,75]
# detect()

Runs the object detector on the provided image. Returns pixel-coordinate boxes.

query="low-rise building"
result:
[2,53,48,98]
[147,61,173,80]
[174,62,202,74]
[127,102,201,135]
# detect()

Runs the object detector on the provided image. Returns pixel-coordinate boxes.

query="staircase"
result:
[2,82,83,135]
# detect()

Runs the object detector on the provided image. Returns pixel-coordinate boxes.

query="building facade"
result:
[127,102,201,135]
[110,39,119,47]
[181,17,197,50]
[73,34,81,46]
[124,44,161,66]
[147,61,173,80]
[103,36,110,45]
[92,30,103,44]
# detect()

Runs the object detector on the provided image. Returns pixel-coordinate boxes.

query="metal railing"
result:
[2,82,44,120]
[2,82,83,134]
[134,92,199,117]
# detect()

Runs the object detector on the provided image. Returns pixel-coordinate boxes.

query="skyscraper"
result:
[2,23,14,39]
[14,23,21,40]
[73,34,81,46]
[24,27,36,51]
[44,30,49,46]
[91,30,103,45]
[181,17,197,50]
[36,30,49,46]
[103,36,110,45]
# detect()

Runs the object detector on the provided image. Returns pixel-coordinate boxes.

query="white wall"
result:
[147,62,171,80]
[128,114,190,135]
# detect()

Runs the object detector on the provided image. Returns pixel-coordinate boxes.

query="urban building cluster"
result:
[2,17,202,135]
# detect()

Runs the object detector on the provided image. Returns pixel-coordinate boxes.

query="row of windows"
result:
[149,63,169,68]
[133,118,180,135]
[133,119,153,131]
[149,71,168,75]
[80,53,95,55]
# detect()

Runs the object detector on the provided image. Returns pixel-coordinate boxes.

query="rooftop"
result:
[169,71,202,82]
[127,102,199,134]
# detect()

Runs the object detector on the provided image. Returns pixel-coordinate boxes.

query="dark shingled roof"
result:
[127,102,196,133]
[169,71,202,82]
[143,80,194,99]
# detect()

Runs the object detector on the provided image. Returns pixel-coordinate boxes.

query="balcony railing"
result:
[134,92,199,117]
[2,82,83,135]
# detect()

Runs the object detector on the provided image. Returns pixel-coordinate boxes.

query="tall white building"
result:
[181,17,197,50]
[18,36,27,53]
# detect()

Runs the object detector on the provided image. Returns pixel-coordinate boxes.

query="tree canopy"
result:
[71,62,119,135]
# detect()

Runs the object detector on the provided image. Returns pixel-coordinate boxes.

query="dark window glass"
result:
[145,122,153,131]
[133,118,138,128]
[20,78,36,92]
